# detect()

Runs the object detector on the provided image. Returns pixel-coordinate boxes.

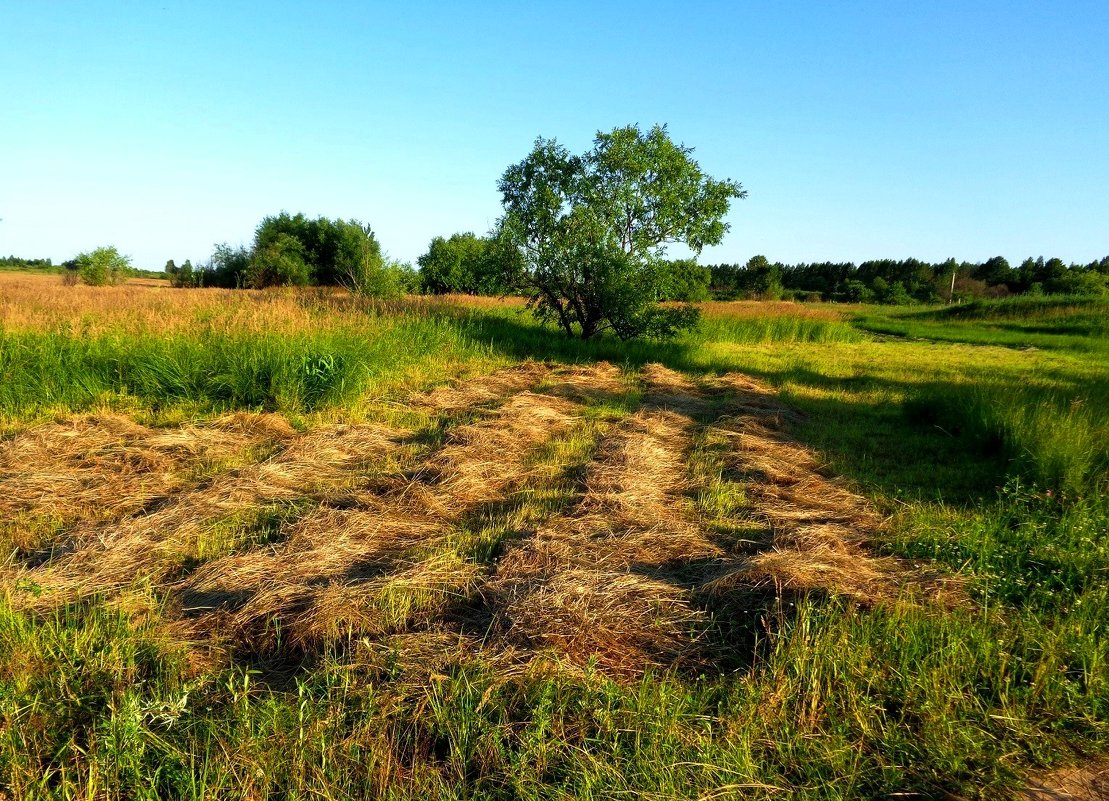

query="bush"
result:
[75,246,132,286]
[246,234,311,288]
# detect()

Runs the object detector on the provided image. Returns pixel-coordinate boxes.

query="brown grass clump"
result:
[428,391,578,507]
[0,412,296,522]
[0,412,297,558]
[538,361,629,402]
[490,568,703,677]
[414,361,552,412]
[704,386,910,604]
[4,422,404,606]
[639,363,710,416]
[484,407,716,675]
[1022,762,1109,801]
[173,388,584,651]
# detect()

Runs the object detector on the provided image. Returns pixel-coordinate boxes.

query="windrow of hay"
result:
[3,421,404,606]
[537,361,629,403]
[704,384,906,603]
[413,361,552,412]
[175,386,585,651]
[0,412,296,543]
[2,358,943,677]
[484,389,719,676]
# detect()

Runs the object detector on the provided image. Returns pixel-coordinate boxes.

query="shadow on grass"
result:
[449,310,1014,504]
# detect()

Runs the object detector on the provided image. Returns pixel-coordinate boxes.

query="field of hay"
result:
[1,272,1108,799]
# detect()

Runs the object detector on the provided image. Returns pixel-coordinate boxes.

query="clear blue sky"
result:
[2,1,1107,269]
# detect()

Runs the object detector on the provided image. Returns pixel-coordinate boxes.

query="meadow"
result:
[1,272,1107,799]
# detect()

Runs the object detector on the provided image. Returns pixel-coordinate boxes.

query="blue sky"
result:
[2,1,1107,269]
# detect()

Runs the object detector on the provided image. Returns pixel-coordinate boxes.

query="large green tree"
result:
[496,124,745,339]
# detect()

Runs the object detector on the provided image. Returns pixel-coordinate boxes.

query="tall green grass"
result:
[0,315,497,420]
[855,295,1109,351]
[904,383,1109,496]
[693,314,864,345]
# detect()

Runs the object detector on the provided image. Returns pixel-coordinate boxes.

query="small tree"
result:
[658,258,711,302]
[743,255,782,300]
[75,246,132,286]
[246,233,311,288]
[418,232,518,295]
[497,124,744,339]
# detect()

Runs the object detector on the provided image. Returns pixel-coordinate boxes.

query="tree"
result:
[165,258,199,288]
[496,124,745,339]
[202,243,252,288]
[418,233,484,294]
[743,255,782,299]
[658,258,711,302]
[417,232,520,295]
[247,232,311,288]
[75,246,131,286]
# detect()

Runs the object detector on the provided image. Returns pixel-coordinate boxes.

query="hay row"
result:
[4,421,404,604]
[0,412,297,534]
[704,377,905,603]
[1,359,942,678]
[175,384,591,650]
[483,370,719,675]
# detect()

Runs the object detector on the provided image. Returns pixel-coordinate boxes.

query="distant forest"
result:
[6,249,1109,304]
[0,255,55,270]
[699,254,1109,304]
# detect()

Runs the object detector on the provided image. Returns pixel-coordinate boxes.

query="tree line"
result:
[165,213,419,297]
[0,255,54,270]
[31,123,1109,342]
[703,254,1109,303]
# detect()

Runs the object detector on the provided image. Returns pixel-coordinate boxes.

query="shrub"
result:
[75,246,132,286]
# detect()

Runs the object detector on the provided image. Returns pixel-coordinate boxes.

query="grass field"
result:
[1,272,1107,799]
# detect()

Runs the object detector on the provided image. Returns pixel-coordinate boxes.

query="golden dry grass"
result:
[1,359,946,676]
[1022,762,1109,801]
[0,272,526,339]
[695,299,854,321]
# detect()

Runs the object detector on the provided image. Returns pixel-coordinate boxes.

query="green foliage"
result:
[0,255,54,271]
[657,258,711,301]
[497,123,745,339]
[164,259,198,288]
[195,214,398,296]
[707,253,1109,304]
[246,232,311,288]
[347,256,412,300]
[417,232,517,295]
[745,255,783,299]
[74,246,131,286]
[202,243,252,288]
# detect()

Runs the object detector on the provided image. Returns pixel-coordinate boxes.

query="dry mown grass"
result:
[1,360,947,677]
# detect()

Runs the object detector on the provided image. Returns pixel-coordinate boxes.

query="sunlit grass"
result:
[2,273,1108,798]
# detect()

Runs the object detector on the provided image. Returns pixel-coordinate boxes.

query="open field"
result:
[1,272,1108,799]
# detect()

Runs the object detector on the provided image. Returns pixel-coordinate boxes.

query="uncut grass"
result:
[853,296,1109,353]
[0,275,510,426]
